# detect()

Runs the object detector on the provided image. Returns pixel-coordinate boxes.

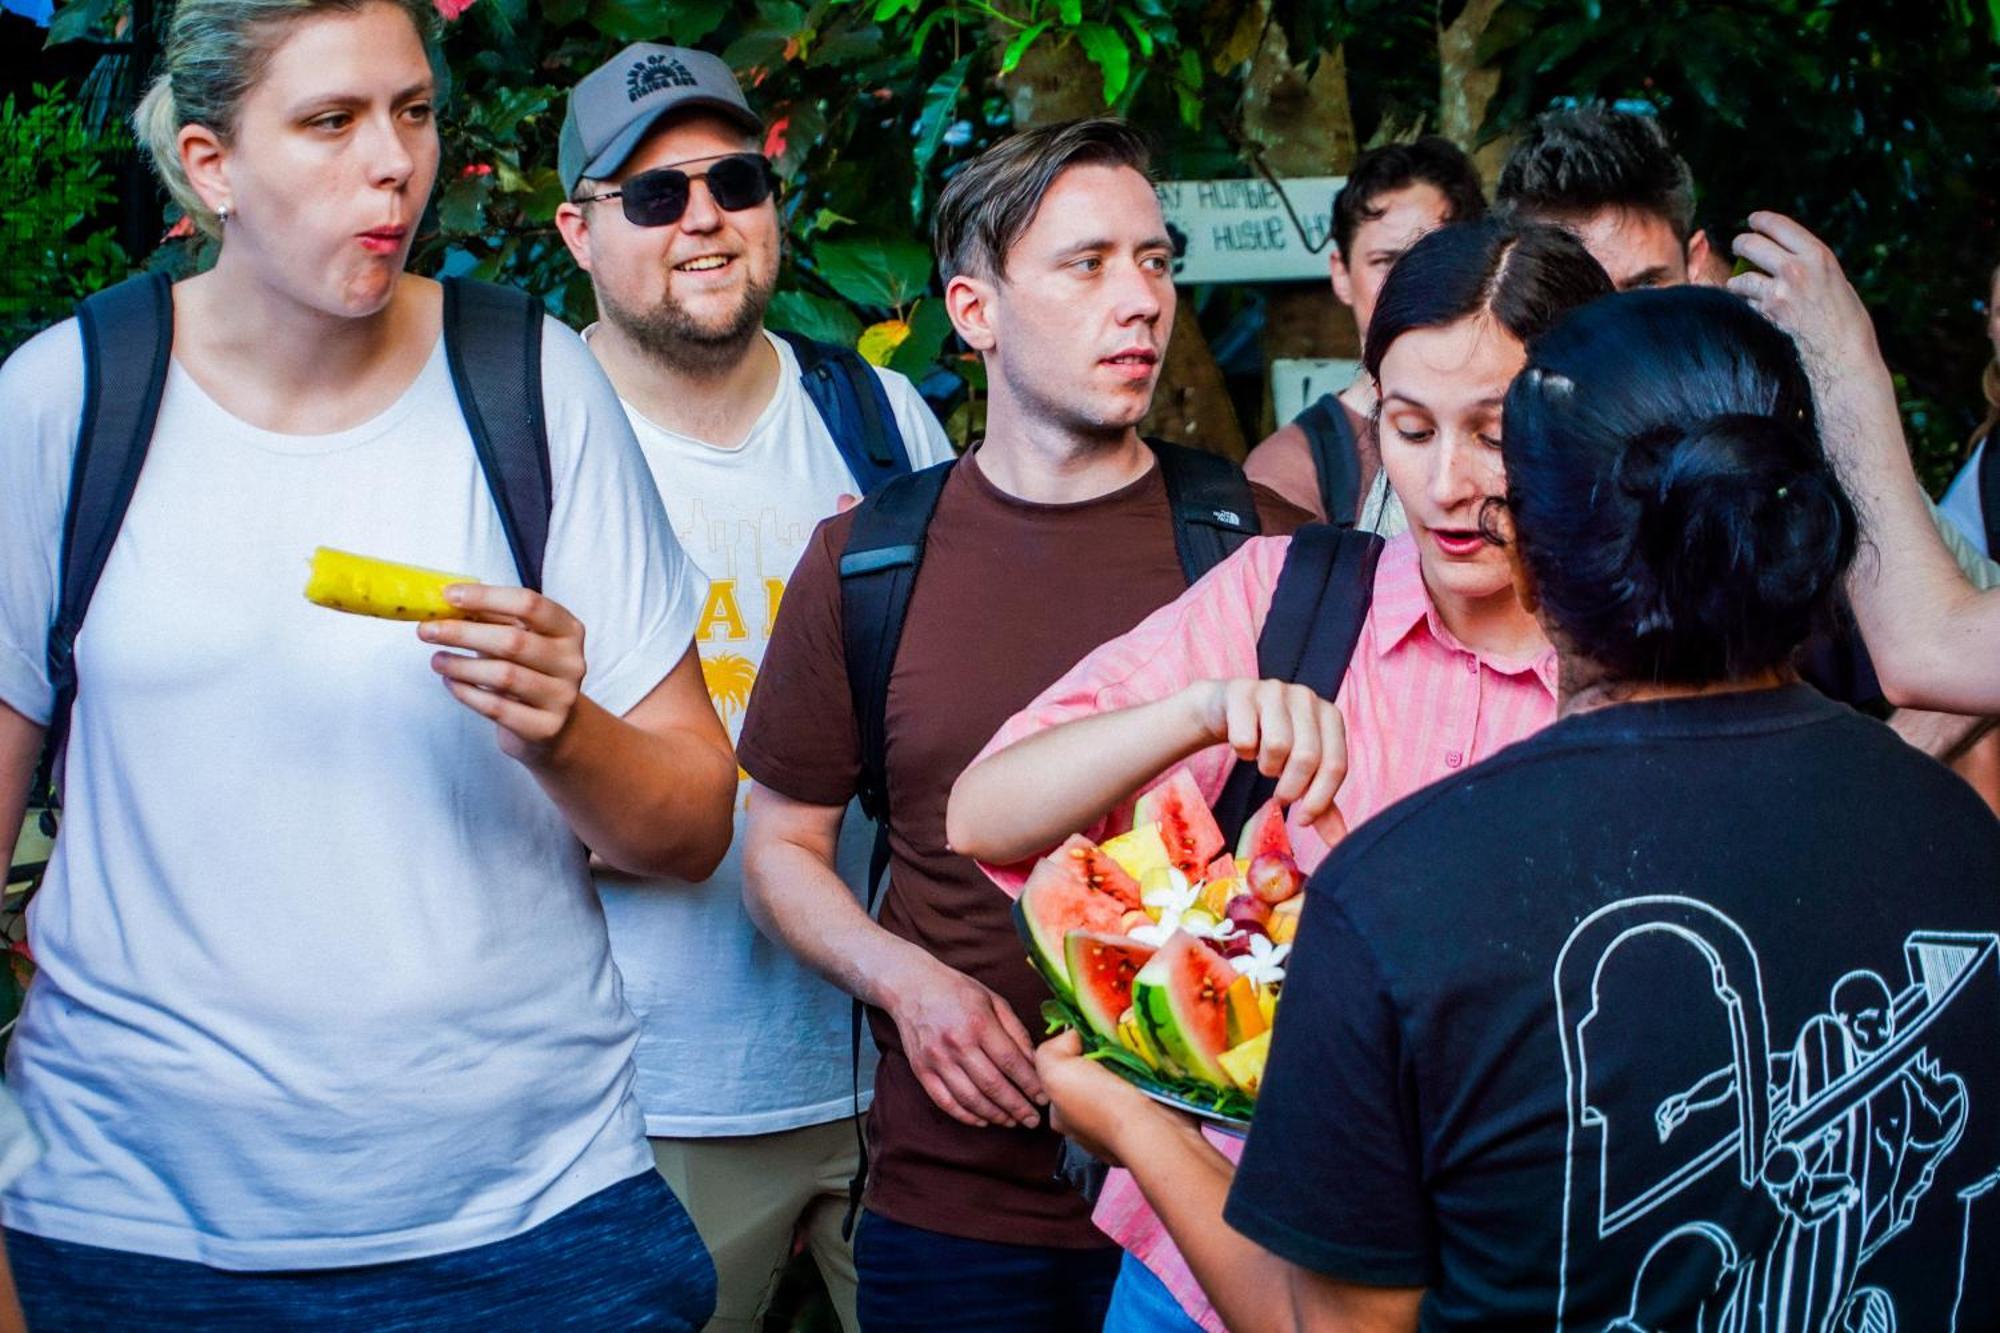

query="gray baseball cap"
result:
[558,44,763,197]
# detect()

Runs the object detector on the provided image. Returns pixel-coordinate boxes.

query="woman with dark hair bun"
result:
[945,218,1610,1333]
[1157,287,1995,1330]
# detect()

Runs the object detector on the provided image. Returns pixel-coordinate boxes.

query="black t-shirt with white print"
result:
[1227,684,2000,1330]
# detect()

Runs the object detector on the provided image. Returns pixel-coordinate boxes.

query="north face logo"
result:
[627,54,698,101]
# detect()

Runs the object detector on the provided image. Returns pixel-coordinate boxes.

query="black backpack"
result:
[31,272,554,823]
[1293,392,1364,527]
[774,330,913,496]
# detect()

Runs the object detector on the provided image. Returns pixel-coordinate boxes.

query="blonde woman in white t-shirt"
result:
[0,0,736,1323]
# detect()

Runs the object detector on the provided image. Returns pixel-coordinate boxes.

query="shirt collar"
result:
[1370,534,1560,696]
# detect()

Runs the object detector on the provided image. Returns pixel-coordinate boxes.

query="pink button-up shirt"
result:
[975,532,1557,1331]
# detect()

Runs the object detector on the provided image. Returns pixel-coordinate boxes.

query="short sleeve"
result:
[1224,879,1433,1287]
[969,536,1288,895]
[0,320,87,726]
[736,513,861,808]
[536,320,707,718]
[1937,442,1988,559]
[874,367,957,469]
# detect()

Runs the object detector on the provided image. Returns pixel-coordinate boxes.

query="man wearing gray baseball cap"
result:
[553,42,952,1333]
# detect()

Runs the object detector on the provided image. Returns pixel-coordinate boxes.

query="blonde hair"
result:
[133,0,440,239]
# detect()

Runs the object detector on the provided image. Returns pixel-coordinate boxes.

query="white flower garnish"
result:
[1228,934,1291,985]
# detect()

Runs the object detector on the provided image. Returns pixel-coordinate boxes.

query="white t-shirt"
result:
[591,328,954,1137]
[0,314,706,1268]
[1940,437,1991,559]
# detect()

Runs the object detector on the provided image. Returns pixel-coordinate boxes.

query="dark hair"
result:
[1332,136,1486,261]
[1502,287,1858,685]
[1361,218,1613,380]
[932,118,1152,284]
[1496,104,1696,242]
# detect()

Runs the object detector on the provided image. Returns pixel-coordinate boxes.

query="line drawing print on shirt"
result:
[1552,895,1998,1332]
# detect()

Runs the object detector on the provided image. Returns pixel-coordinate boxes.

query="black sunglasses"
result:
[577,153,778,228]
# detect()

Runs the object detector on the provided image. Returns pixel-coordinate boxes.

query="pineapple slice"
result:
[304,547,478,622]
[1218,1030,1270,1095]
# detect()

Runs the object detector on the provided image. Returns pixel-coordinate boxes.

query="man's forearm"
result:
[743,827,933,1010]
[1890,707,1999,766]
[532,696,737,880]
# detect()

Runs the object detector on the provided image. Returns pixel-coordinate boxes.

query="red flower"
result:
[434,0,476,19]
[762,116,791,162]
[460,162,494,177]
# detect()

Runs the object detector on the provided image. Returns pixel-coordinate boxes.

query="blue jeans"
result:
[7,1170,716,1331]
[853,1209,1119,1332]
[1102,1251,1207,1333]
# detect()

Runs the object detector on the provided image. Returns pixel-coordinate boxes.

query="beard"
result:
[600,266,777,376]
[997,355,1153,450]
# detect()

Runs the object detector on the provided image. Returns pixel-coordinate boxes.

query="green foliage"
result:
[0,83,131,357]
[1483,0,2000,492]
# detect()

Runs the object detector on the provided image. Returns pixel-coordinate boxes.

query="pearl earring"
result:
[217,203,232,225]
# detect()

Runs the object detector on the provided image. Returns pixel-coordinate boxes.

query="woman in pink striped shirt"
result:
[946,219,1612,1333]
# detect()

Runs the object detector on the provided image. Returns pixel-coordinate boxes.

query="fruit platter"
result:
[1012,768,1303,1130]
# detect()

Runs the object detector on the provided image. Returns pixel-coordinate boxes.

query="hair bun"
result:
[1619,412,1855,673]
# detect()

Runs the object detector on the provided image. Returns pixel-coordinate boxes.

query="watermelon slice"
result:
[1235,797,1293,864]
[1132,931,1237,1087]
[1016,840,1141,996]
[1133,769,1224,880]
[1065,931,1157,1042]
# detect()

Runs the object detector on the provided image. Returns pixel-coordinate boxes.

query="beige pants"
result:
[650,1117,861,1333]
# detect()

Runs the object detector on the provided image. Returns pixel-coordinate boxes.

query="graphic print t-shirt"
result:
[596,329,954,1137]
[1228,686,2000,1330]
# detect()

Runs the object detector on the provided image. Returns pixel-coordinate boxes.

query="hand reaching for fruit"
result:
[887,953,1046,1130]
[1187,678,1349,840]
[1037,1029,1187,1168]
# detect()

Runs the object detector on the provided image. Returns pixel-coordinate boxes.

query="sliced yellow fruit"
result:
[1256,984,1278,1027]
[1225,973,1266,1044]
[1103,823,1172,883]
[1218,1029,1270,1095]
[304,547,478,622]
[1198,876,1237,916]
[1267,896,1303,944]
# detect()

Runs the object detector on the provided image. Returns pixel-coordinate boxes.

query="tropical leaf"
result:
[911,53,975,215]
[1001,20,1052,74]
[765,290,865,347]
[1076,22,1132,104]
[813,234,934,309]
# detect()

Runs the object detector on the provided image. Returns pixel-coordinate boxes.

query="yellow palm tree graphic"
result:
[701,651,758,725]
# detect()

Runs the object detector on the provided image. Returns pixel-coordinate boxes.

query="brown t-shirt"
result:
[738,447,1308,1248]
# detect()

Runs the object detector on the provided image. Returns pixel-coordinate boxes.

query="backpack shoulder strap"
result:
[1293,393,1362,527]
[1980,432,2000,559]
[1148,438,1261,584]
[1210,523,1385,844]
[777,329,913,497]
[838,459,954,836]
[442,277,551,591]
[40,270,175,798]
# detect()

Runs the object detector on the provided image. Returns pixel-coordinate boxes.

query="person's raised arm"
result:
[1730,212,2000,713]
[947,679,1349,866]
[426,594,737,880]
[742,782,1045,1130]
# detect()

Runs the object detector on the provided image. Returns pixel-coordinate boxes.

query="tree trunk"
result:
[1438,0,1508,192]
[1242,22,1358,440]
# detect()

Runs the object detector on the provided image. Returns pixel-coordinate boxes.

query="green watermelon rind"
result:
[1037,997,1256,1124]
[1014,897,1075,1002]
[1132,937,1234,1087]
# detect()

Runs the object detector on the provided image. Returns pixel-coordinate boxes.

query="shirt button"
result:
[1463,656,1478,675]
[1445,750,1463,768]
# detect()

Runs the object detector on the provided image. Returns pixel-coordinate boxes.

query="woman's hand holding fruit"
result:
[1037,1029,1195,1167]
[421,583,589,764]
[886,952,1047,1130]
[1187,679,1349,838]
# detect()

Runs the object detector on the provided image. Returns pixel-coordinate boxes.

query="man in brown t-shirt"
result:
[1243,137,1483,527]
[738,120,1306,1331]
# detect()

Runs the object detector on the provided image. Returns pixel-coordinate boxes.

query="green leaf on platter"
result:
[813,234,934,309]
[910,53,975,214]
[1000,20,1051,75]
[886,296,955,379]
[437,176,493,234]
[765,290,864,347]
[1075,23,1131,104]
[1058,0,1082,25]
